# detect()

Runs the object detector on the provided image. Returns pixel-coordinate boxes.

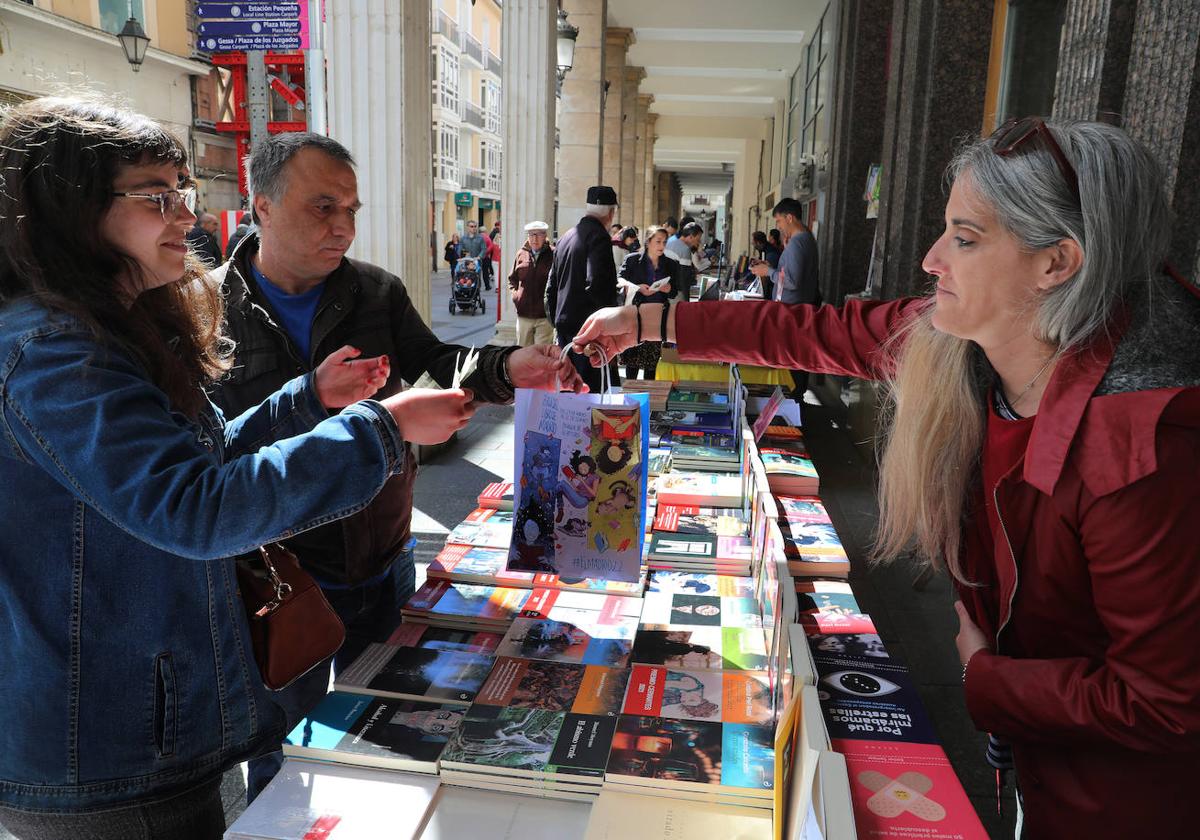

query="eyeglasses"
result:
[991,117,1080,205]
[111,186,198,221]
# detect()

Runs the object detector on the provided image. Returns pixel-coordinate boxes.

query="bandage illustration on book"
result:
[859,770,947,822]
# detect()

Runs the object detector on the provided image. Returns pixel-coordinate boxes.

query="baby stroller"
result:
[450,256,485,315]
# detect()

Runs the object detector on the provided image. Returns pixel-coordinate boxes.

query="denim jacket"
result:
[0,298,406,812]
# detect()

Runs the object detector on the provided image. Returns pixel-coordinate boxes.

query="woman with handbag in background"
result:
[0,97,575,840]
[575,118,1200,838]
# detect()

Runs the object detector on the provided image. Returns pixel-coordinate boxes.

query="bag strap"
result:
[254,545,294,618]
[560,342,611,394]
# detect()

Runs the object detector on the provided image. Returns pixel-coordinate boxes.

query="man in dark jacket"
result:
[508,220,554,346]
[208,132,582,803]
[186,212,223,267]
[545,185,621,391]
[225,211,253,258]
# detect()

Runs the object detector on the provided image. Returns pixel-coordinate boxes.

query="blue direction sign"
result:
[198,19,303,36]
[197,34,303,52]
[196,3,303,19]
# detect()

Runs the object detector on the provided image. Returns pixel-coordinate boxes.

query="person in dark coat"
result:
[225,211,252,258]
[545,185,621,392]
[444,233,461,270]
[617,225,679,380]
[186,211,223,267]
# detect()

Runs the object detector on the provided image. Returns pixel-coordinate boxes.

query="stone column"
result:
[632,93,652,229]
[642,112,659,228]
[1053,0,1136,122]
[823,0,891,304]
[619,65,645,226]
[656,171,673,224]
[557,0,607,228]
[1121,1,1200,278]
[326,0,432,321]
[602,28,634,198]
[495,0,558,345]
[874,0,993,299]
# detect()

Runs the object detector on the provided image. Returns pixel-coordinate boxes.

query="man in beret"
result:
[545,185,621,391]
[508,220,554,346]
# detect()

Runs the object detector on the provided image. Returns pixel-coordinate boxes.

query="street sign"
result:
[196,3,304,19]
[198,19,304,36]
[454,192,474,208]
[198,34,304,52]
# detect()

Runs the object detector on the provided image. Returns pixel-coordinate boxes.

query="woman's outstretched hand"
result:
[572,306,643,367]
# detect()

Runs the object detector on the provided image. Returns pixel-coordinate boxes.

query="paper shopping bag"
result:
[507,388,650,583]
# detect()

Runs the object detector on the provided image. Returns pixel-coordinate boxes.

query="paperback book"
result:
[604,714,774,801]
[621,665,773,725]
[473,656,629,717]
[653,504,749,538]
[631,626,769,672]
[445,508,514,549]
[283,692,463,773]
[401,579,531,630]
[775,495,832,525]
[639,591,763,631]
[655,471,743,508]
[496,591,642,668]
[334,644,496,706]
[584,790,771,840]
[795,581,876,635]
[832,739,988,839]
[812,646,936,745]
[646,533,753,568]
[384,622,502,653]
[417,786,592,840]
[647,571,756,598]
[429,544,644,596]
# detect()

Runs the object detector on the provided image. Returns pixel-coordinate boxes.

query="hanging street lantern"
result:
[556,8,578,85]
[117,16,151,73]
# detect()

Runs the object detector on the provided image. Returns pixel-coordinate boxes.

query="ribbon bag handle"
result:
[559,343,612,396]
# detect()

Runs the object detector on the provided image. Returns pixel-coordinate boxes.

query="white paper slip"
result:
[417,785,592,840]
[453,346,479,390]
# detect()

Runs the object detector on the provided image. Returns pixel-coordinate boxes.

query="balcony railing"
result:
[486,50,502,76]
[433,11,458,44]
[463,101,486,130]
[463,167,487,191]
[461,31,485,66]
[486,171,501,193]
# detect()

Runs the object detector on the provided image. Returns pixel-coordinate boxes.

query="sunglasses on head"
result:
[990,116,1081,205]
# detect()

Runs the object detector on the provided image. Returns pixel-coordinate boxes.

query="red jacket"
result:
[677,283,1200,839]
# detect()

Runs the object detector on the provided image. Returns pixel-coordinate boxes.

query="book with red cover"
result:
[832,739,988,839]
[476,481,514,511]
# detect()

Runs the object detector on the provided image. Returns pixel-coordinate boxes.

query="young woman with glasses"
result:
[575,118,1200,837]
[0,98,480,838]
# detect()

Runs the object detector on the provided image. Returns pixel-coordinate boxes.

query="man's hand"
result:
[379,388,476,444]
[314,345,390,409]
[507,345,588,394]
[749,260,771,278]
[954,601,991,672]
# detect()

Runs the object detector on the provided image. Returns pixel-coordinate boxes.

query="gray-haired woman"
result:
[574,118,1200,838]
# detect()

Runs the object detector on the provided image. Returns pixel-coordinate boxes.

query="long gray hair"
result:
[874,120,1173,582]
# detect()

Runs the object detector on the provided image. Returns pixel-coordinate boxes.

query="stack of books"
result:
[630,591,769,674]
[668,442,740,473]
[438,656,629,801]
[476,482,514,511]
[445,508,513,550]
[401,579,532,632]
[584,789,772,839]
[780,522,849,579]
[428,544,645,597]
[335,643,496,706]
[795,580,876,635]
[602,713,775,810]
[283,692,463,774]
[666,386,732,414]
[494,589,644,669]
[655,471,743,508]
[759,447,819,496]
[620,378,672,412]
[422,786,592,840]
[647,570,757,599]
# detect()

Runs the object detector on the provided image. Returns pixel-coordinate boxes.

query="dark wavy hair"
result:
[0,96,230,416]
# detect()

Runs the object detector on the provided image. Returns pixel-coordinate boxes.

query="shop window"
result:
[995,0,1068,124]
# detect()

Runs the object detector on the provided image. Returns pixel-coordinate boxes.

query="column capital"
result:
[605,26,635,50]
[624,65,647,84]
[636,92,655,108]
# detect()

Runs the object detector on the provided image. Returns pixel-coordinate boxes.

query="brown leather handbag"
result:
[236,543,346,691]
